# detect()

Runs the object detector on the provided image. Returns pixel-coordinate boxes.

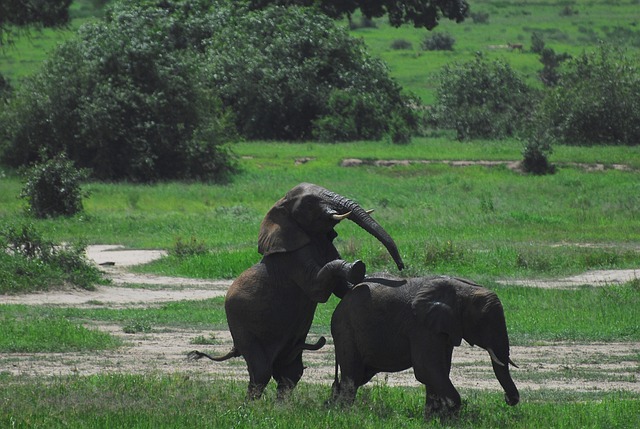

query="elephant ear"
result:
[258,199,310,256]
[411,283,462,346]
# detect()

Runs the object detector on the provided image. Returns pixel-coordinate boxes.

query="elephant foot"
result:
[347,260,366,285]
[246,383,267,401]
[425,395,460,419]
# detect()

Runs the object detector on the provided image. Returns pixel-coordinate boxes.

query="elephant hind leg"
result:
[273,354,304,400]
[244,348,273,400]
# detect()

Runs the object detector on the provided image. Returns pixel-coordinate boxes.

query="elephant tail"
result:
[301,336,326,351]
[187,347,240,362]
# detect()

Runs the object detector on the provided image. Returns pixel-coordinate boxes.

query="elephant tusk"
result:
[332,211,352,221]
[487,348,506,367]
[366,209,375,214]
[509,358,519,368]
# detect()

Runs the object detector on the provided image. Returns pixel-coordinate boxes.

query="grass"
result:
[0,374,638,429]
[350,0,640,102]
[0,309,121,352]
[4,139,639,285]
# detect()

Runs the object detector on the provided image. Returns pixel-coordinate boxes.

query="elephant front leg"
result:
[413,342,461,418]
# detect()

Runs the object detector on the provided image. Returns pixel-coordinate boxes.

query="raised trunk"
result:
[322,189,405,270]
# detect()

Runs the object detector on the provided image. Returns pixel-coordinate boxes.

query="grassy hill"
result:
[1,0,638,103]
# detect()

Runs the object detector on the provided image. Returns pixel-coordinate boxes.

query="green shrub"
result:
[534,45,640,145]
[433,54,538,139]
[0,73,11,102]
[531,32,545,54]
[421,32,455,51]
[521,136,555,175]
[20,152,88,218]
[390,39,413,50]
[207,6,418,141]
[0,1,238,183]
[0,223,103,293]
[538,47,571,87]
[470,11,490,24]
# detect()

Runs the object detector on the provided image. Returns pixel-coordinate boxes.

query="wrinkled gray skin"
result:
[330,275,519,418]
[190,183,404,400]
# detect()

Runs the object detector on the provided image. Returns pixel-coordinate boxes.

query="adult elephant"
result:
[190,183,404,399]
[330,275,519,418]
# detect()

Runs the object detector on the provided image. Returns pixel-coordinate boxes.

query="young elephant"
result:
[330,275,519,417]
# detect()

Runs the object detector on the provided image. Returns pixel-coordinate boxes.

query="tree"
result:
[247,0,469,30]
[1,1,238,183]
[207,5,419,141]
[534,45,640,146]
[433,54,538,140]
[0,0,72,47]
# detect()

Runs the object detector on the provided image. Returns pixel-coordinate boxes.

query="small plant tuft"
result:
[190,333,220,345]
[170,236,209,258]
[123,320,153,334]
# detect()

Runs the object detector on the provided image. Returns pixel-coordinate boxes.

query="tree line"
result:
[1,0,638,186]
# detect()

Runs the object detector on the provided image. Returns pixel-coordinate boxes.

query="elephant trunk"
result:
[491,359,520,406]
[321,189,405,270]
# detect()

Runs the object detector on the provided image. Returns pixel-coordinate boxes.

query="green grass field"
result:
[1,138,639,427]
[1,1,639,427]
[1,374,638,429]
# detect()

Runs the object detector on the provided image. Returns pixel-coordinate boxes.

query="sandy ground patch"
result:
[498,269,640,288]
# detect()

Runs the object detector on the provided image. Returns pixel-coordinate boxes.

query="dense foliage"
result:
[20,152,88,218]
[247,0,469,30]
[207,6,418,142]
[0,1,421,176]
[534,45,640,146]
[0,0,71,47]
[0,1,238,183]
[432,54,537,140]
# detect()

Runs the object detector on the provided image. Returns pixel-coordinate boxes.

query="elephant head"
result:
[412,277,520,406]
[258,182,405,271]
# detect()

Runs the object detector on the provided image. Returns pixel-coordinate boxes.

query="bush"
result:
[522,136,555,175]
[531,32,545,54]
[0,223,103,293]
[208,6,418,141]
[433,54,538,139]
[538,47,572,87]
[390,39,413,50]
[20,152,88,218]
[0,1,238,183]
[0,73,11,103]
[421,32,455,51]
[534,45,640,145]
[470,11,490,24]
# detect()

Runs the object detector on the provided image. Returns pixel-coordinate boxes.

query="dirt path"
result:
[1,245,638,395]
